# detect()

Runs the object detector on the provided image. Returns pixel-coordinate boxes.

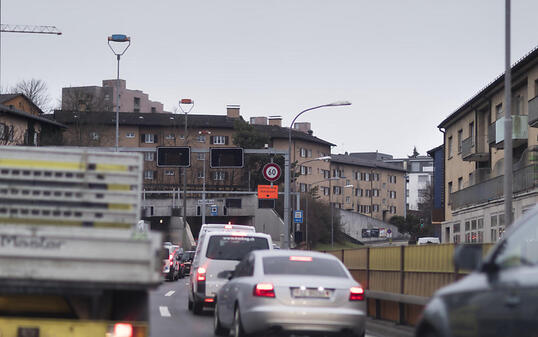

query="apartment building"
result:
[327,154,406,221]
[427,145,445,228]
[438,46,538,244]
[61,79,165,113]
[53,106,333,193]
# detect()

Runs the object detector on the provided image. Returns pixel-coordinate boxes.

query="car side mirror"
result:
[217,270,234,280]
[454,244,483,271]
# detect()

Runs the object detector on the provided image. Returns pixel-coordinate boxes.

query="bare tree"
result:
[61,89,111,112]
[11,79,52,113]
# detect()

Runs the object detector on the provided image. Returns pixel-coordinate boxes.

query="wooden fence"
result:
[325,243,494,326]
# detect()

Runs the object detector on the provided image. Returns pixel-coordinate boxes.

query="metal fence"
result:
[325,243,494,326]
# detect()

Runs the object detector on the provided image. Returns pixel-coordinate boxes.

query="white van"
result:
[188,230,272,314]
[417,237,440,245]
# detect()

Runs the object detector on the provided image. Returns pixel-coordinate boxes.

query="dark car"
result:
[416,205,538,337]
[181,250,195,277]
[162,245,181,281]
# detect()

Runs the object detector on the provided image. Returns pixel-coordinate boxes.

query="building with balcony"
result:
[61,79,166,113]
[438,46,538,244]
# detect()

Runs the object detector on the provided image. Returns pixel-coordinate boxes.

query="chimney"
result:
[250,117,268,125]
[268,117,282,127]
[294,122,312,133]
[226,105,240,118]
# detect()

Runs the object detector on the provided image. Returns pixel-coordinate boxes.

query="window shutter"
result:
[141,133,145,143]
[210,136,214,144]
[224,136,229,145]
[154,134,158,143]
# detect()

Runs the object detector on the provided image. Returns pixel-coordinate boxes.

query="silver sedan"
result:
[214,250,366,337]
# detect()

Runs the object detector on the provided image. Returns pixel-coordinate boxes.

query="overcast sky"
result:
[1,0,537,157]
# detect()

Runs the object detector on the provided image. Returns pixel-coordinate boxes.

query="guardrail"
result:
[324,243,494,326]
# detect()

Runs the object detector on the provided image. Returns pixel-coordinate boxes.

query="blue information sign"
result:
[293,210,303,223]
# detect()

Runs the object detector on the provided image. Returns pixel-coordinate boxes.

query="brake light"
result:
[169,254,173,261]
[113,323,133,337]
[204,298,215,303]
[349,286,364,301]
[289,256,313,262]
[197,267,206,281]
[253,283,275,297]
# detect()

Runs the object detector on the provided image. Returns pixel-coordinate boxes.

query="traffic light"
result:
[210,148,244,168]
[157,147,190,167]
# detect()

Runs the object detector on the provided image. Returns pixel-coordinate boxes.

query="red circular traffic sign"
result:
[263,163,281,182]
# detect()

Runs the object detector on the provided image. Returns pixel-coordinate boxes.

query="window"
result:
[126,132,135,138]
[262,256,348,278]
[300,148,307,158]
[454,223,460,233]
[365,189,371,197]
[322,170,330,179]
[213,171,226,181]
[144,134,155,144]
[323,187,330,196]
[144,170,154,180]
[165,133,175,140]
[469,122,474,145]
[300,183,307,192]
[165,170,175,176]
[307,149,312,158]
[390,191,396,199]
[411,162,420,172]
[458,177,463,190]
[448,136,453,157]
[514,95,523,115]
[491,214,498,227]
[418,175,429,183]
[212,136,226,145]
[364,173,370,181]
[406,189,409,197]
[346,179,350,185]
[355,188,363,197]
[495,103,503,119]
[206,236,269,261]
[457,129,463,153]
[90,132,99,140]
[300,166,308,175]
[133,97,140,112]
[197,153,206,160]
[345,196,350,203]
[448,182,453,202]
[373,204,379,212]
[373,189,379,197]
[151,107,156,113]
[144,152,154,161]
[373,173,380,181]
[356,172,362,180]
[197,135,206,143]
[333,186,342,195]
[197,171,204,179]
[225,199,242,208]
[389,175,397,184]
[453,235,461,244]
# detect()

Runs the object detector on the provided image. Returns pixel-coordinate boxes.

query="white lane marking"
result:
[159,306,171,317]
[164,290,175,297]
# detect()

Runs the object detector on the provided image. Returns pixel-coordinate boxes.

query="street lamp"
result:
[285,101,351,249]
[304,176,339,249]
[199,130,211,226]
[178,99,194,250]
[107,34,131,152]
[331,182,354,248]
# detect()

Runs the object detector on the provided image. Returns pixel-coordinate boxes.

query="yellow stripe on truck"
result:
[0,159,84,171]
[0,318,148,337]
[0,159,129,172]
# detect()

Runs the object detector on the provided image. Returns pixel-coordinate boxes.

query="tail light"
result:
[197,267,206,281]
[349,286,364,301]
[169,254,173,262]
[253,283,275,298]
[113,323,133,337]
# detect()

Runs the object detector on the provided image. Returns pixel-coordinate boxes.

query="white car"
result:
[188,230,272,314]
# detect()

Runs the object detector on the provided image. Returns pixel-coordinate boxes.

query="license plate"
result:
[292,288,332,298]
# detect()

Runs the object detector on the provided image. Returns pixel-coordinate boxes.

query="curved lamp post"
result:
[284,101,351,249]
[108,34,131,152]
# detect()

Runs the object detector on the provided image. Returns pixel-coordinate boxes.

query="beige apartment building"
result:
[53,106,333,194]
[438,46,538,244]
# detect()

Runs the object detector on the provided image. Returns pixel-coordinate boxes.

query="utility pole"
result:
[504,0,513,226]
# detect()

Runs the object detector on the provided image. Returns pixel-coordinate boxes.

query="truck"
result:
[0,146,162,337]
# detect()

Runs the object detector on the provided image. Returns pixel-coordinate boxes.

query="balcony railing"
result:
[451,164,537,210]
[469,168,492,185]
[488,123,496,144]
[492,115,529,149]
[462,136,489,161]
[529,96,538,127]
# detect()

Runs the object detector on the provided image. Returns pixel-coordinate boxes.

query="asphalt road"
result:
[149,278,414,337]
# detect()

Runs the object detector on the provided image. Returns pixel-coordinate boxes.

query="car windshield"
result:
[206,235,269,261]
[494,212,538,268]
[262,256,348,278]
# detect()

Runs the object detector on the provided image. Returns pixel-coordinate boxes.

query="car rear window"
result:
[262,256,348,278]
[206,235,269,261]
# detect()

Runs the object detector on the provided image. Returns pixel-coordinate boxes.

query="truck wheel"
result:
[192,300,203,315]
